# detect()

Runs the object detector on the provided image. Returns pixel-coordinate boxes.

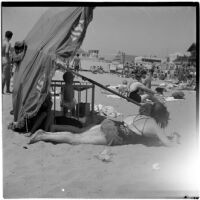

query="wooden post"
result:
[53,82,56,123]
[91,84,95,113]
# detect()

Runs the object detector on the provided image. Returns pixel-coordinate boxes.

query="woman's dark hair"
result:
[63,71,74,84]
[139,103,152,116]
[139,102,169,128]
[5,31,13,39]
[151,102,169,128]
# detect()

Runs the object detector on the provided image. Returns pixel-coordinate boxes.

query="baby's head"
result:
[63,71,74,84]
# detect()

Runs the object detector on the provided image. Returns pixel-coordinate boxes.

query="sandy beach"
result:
[2,72,199,198]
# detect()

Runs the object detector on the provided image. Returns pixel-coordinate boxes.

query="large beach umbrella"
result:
[13,7,94,126]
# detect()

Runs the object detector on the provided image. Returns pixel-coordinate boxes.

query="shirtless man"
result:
[73,54,81,73]
[143,69,154,89]
[2,31,13,94]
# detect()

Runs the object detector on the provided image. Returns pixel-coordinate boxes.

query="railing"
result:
[51,80,95,121]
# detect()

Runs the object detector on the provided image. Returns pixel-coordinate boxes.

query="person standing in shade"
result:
[60,71,76,117]
[2,31,13,94]
[73,54,81,73]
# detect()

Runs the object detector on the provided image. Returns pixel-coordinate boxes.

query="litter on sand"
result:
[95,149,112,162]
[152,163,160,170]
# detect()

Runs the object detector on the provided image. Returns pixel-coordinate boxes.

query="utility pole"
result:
[122,52,125,68]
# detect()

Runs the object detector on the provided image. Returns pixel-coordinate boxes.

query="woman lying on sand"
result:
[29,102,180,147]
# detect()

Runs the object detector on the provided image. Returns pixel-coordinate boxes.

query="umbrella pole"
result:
[65,69,141,107]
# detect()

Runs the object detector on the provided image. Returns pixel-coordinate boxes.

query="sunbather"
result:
[176,74,196,90]
[29,102,180,147]
[128,72,159,103]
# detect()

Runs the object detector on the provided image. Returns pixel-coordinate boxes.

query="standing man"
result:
[2,31,13,94]
[73,54,81,73]
[142,68,154,89]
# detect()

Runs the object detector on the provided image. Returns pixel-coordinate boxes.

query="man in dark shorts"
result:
[143,68,154,89]
[2,31,13,94]
[73,54,81,73]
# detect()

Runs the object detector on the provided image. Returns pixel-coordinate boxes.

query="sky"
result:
[2,6,196,59]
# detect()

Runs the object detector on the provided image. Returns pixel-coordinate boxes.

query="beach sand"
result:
[2,72,199,198]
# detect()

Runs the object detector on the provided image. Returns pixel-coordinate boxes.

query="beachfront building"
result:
[173,55,189,66]
[134,56,163,68]
[169,52,184,62]
[187,43,196,66]
[76,48,89,57]
[88,50,99,58]
[76,49,110,72]
[113,51,136,65]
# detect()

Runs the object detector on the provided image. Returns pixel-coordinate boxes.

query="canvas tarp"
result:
[13,7,94,126]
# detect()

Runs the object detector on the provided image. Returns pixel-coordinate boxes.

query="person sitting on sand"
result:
[186,74,195,88]
[60,71,76,117]
[29,102,180,147]
[128,72,159,103]
[176,74,196,91]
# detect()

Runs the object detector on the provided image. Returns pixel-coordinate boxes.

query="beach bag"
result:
[172,91,185,99]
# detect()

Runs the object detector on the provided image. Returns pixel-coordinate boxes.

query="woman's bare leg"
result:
[50,123,97,133]
[29,126,107,145]
[50,124,83,133]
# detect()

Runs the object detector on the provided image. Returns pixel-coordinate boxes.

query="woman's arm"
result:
[138,83,156,95]
[154,124,178,147]
[127,80,134,91]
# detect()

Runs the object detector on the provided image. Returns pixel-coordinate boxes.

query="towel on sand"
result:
[106,95,121,99]
[164,97,184,102]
